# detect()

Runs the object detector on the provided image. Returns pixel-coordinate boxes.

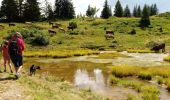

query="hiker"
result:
[1,41,13,73]
[8,32,25,79]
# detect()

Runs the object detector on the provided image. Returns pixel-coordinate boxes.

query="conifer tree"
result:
[23,0,40,21]
[101,0,111,19]
[133,5,137,17]
[114,0,123,17]
[0,0,18,21]
[139,4,150,27]
[137,5,142,17]
[123,5,131,17]
[54,0,75,19]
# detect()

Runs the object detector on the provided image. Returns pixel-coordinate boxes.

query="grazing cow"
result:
[48,29,56,36]
[9,23,15,27]
[105,30,114,40]
[52,25,59,29]
[67,26,74,31]
[59,27,66,33]
[25,22,32,25]
[151,43,165,52]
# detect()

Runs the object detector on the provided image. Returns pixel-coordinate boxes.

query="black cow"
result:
[151,43,165,52]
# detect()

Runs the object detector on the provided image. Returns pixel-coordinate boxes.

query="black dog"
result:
[30,65,41,76]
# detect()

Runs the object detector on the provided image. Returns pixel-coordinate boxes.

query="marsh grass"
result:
[138,71,152,80]
[96,52,128,59]
[127,49,154,53]
[24,50,99,58]
[163,56,170,62]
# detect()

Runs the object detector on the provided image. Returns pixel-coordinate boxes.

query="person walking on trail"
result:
[1,41,13,73]
[8,32,25,79]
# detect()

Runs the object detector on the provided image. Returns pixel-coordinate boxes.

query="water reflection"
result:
[74,69,106,93]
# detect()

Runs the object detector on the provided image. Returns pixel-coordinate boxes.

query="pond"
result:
[24,51,170,99]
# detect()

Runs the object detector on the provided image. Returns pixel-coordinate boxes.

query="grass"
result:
[111,66,170,78]
[18,74,106,100]
[24,49,99,58]
[163,56,170,62]
[96,52,128,59]
[127,49,154,53]
[1,15,170,52]
[110,77,160,100]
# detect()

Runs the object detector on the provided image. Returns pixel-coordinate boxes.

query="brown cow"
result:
[9,23,15,27]
[59,27,66,33]
[105,30,114,40]
[48,29,56,36]
[52,25,59,29]
[151,43,165,52]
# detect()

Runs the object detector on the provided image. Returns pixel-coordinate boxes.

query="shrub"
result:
[129,29,136,35]
[32,35,49,46]
[69,22,77,29]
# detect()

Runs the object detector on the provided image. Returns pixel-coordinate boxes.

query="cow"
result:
[151,43,165,52]
[67,26,74,31]
[9,23,16,27]
[52,25,59,29]
[25,22,32,25]
[105,30,114,40]
[59,27,66,33]
[48,29,56,36]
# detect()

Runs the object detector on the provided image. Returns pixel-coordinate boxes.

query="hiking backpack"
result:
[9,39,19,56]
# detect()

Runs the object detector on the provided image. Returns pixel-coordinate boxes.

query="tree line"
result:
[0,0,158,25]
[0,0,75,22]
[100,0,158,18]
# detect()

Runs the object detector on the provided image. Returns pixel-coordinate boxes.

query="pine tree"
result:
[114,0,123,17]
[16,0,24,21]
[0,0,18,21]
[154,4,158,15]
[86,5,92,17]
[54,0,75,19]
[123,5,131,17]
[23,0,40,21]
[109,6,112,16]
[139,4,150,27]
[101,0,111,19]
[133,5,137,17]
[137,5,142,17]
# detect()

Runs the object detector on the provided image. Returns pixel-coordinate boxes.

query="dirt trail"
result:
[0,58,32,100]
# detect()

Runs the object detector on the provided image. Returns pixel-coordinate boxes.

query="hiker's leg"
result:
[16,66,23,74]
[3,58,7,72]
[7,60,13,73]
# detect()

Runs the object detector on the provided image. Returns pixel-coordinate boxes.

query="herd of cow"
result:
[0,22,166,53]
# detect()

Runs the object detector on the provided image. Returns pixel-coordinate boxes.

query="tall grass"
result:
[24,50,99,58]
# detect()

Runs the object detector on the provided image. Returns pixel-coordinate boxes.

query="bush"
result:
[129,29,136,35]
[69,22,77,29]
[8,28,50,46]
[32,35,49,46]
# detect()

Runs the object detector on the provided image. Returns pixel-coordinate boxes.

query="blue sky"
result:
[0,0,170,16]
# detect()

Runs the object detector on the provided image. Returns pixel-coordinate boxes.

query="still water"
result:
[24,51,170,99]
